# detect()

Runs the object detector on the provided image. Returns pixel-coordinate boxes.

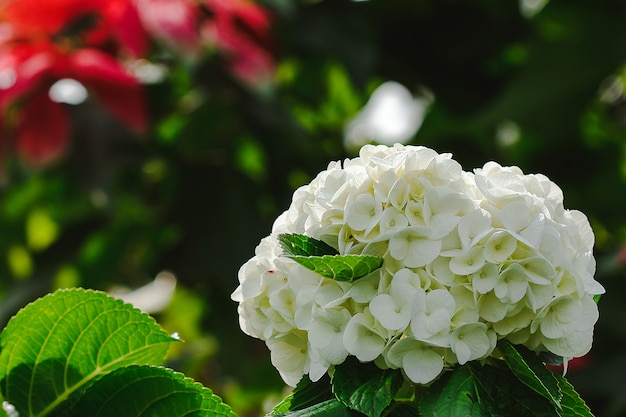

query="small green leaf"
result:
[65,365,237,417]
[419,366,484,417]
[0,288,175,417]
[555,374,595,417]
[278,234,338,257]
[289,255,383,281]
[332,357,404,417]
[499,341,562,409]
[271,375,334,414]
[270,399,358,417]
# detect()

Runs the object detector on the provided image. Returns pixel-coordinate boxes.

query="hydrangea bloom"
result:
[232,144,604,387]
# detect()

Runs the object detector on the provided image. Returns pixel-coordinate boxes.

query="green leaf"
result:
[278,234,338,257]
[278,234,383,281]
[271,375,334,414]
[0,288,175,417]
[382,401,421,417]
[499,341,562,410]
[419,366,484,417]
[62,365,237,416]
[289,255,383,281]
[555,375,595,417]
[469,362,560,417]
[539,352,564,367]
[269,399,358,417]
[332,357,404,417]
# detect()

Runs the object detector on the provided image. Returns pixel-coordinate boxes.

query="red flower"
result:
[0,0,147,56]
[135,0,200,54]
[202,0,275,87]
[0,43,146,166]
[0,0,147,167]
[135,0,275,87]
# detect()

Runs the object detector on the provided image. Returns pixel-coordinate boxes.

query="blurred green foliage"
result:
[2,0,626,416]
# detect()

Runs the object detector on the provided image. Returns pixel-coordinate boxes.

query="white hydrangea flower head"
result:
[233,144,604,387]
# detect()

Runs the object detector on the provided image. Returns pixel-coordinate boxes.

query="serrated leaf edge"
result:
[499,342,563,411]
[288,254,383,281]
[0,288,177,417]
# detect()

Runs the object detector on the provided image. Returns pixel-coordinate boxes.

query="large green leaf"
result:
[499,341,562,410]
[555,375,594,417]
[332,357,404,417]
[270,375,334,414]
[278,234,338,257]
[0,288,176,417]
[469,362,560,417]
[270,399,357,417]
[419,366,484,417]
[289,255,383,282]
[62,365,237,417]
[381,402,420,417]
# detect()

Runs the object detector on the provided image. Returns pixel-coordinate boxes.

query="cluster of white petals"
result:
[232,144,604,387]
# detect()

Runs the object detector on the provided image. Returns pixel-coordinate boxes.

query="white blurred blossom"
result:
[232,143,604,386]
[344,81,430,150]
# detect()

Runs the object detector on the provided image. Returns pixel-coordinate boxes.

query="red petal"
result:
[113,1,149,57]
[0,43,57,106]
[68,49,147,131]
[16,92,70,167]
[87,80,147,132]
[67,49,136,85]
[203,0,274,51]
[2,0,110,40]
[136,0,200,52]
[201,0,275,87]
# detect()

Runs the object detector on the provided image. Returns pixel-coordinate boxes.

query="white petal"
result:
[388,177,410,208]
[267,332,309,387]
[519,257,555,285]
[370,294,412,331]
[538,296,582,339]
[343,313,387,362]
[387,338,444,384]
[380,207,409,234]
[449,246,486,275]
[451,323,493,365]
[389,227,442,268]
[483,230,517,263]
[458,209,493,249]
[478,292,508,322]
[345,193,383,233]
[501,199,531,232]
[494,263,528,304]
[542,329,593,358]
[471,263,499,294]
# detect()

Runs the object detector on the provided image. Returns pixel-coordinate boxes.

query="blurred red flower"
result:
[0,0,147,167]
[0,0,146,55]
[136,0,275,87]
[135,0,201,53]
[203,0,275,87]
[0,0,276,168]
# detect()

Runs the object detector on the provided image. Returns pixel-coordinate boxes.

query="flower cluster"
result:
[0,0,273,167]
[232,144,604,387]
